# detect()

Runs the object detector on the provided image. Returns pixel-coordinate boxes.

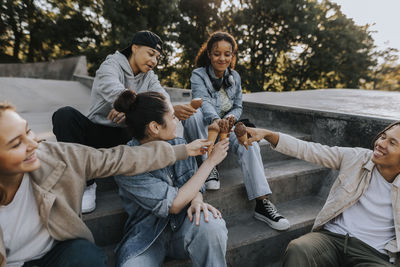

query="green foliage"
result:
[224,0,376,91]
[173,0,223,88]
[0,0,396,92]
[364,47,400,91]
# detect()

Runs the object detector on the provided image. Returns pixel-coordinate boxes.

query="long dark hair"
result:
[194,31,238,69]
[372,121,400,148]
[114,91,169,140]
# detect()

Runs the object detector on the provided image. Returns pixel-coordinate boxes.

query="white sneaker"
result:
[205,167,220,190]
[82,182,97,213]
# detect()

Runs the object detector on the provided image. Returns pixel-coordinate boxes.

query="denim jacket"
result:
[114,137,205,266]
[275,133,400,265]
[190,66,243,125]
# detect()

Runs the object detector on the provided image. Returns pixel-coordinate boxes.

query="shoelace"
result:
[207,168,219,181]
[263,200,282,220]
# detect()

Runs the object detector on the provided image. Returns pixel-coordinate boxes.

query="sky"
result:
[330,0,400,60]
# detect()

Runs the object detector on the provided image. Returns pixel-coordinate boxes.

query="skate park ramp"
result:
[0,77,91,141]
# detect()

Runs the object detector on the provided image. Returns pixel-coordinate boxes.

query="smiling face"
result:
[0,110,40,178]
[208,40,233,78]
[372,125,400,175]
[130,45,160,75]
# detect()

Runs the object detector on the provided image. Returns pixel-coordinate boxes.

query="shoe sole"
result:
[253,212,290,231]
[82,205,96,214]
[206,186,220,190]
[205,183,220,190]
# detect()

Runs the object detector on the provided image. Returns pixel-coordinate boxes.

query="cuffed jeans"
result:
[23,239,106,267]
[121,211,228,267]
[52,106,131,186]
[283,230,393,267]
[183,110,272,199]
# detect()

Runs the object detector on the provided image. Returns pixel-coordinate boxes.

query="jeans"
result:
[52,106,131,185]
[23,239,106,267]
[183,110,272,199]
[283,230,392,267]
[121,211,228,267]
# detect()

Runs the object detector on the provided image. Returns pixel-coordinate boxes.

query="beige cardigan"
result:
[0,140,187,266]
[275,133,400,264]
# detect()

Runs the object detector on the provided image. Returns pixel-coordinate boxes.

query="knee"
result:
[286,238,305,254]
[184,110,204,128]
[52,106,77,126]
[194,214,228,244]
[247,140,260,153]
[63,239,106,267]
[283,237,311,264]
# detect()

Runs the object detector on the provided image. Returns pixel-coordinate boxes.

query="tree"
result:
[0,0,387,93]
[0,0,99,62]
[172,0,223,88]
[224,0,376,92]
[0,0,27,62]
[366,46,400,90]
[95,0,181,80]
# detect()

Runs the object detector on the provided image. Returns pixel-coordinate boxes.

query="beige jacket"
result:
[0,140,187,267]
[275,133,400,263]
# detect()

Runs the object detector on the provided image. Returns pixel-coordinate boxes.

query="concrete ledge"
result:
[164,87,192,102]
[73,74,94,88]
[0,56,88,80]
[242,89,400,149]
[243,102,393,149]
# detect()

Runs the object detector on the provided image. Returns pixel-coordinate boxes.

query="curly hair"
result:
[194,31,238,69]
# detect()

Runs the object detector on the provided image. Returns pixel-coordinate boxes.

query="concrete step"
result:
[96,129,311,193]
[223,196,324,266]
[103,196,324,267]
[83,190,126,246]
[84,159,329,247]
[207,159,330,216]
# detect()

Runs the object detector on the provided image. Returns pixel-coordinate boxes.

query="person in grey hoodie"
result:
[52,31,196,213]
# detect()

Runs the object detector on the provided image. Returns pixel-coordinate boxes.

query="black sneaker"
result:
[205,167,220,190]
[254,198,290,230]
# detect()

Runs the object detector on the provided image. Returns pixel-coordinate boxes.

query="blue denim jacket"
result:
[114,137,204,266]
[190,66,243,125]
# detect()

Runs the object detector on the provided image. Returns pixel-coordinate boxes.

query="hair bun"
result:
[114,90,137,113]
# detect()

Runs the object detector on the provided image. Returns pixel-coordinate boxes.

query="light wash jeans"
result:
[121,211,228,267]
[183,110,272,200]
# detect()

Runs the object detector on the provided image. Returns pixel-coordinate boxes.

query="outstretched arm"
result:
[169,138,229,214]
[245,127,279,147]
[243,127,351,170]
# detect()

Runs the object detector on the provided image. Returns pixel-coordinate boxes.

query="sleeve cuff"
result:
[155,186,179,217]
[206,115,220,125]
[274,133,299,155]
[173,144,188,161]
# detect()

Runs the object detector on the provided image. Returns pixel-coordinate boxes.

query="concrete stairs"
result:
[1,76,339,266]
[83,130,334,267]
[3,65,398,266]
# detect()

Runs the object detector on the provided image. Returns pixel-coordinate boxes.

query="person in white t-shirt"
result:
[241,122,400,266]
[0,103,209,267]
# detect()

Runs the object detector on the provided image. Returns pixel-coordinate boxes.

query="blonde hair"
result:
[0,102,15,205]
[0,102,15,118]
